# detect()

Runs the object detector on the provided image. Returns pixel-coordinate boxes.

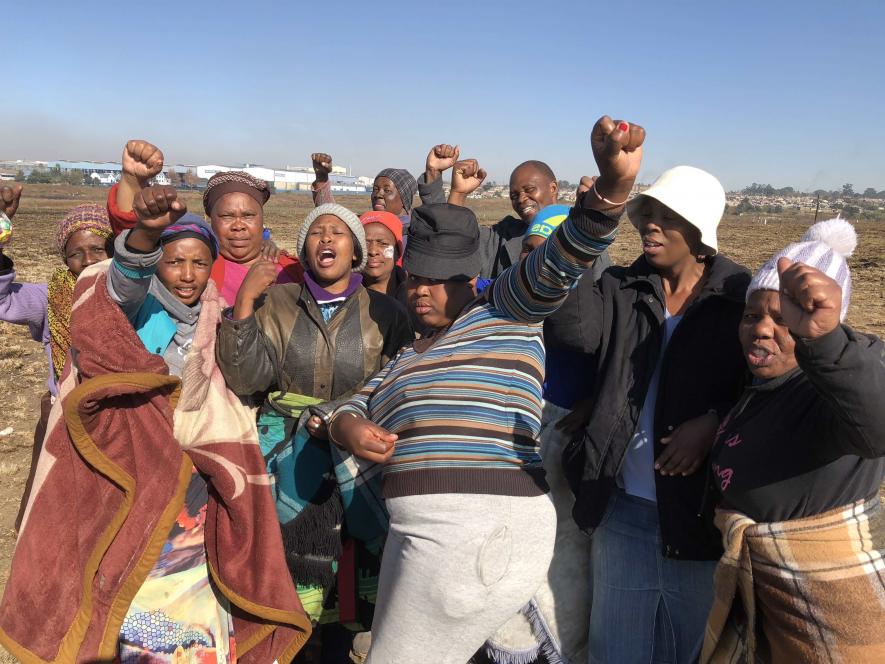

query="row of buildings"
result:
[0,159,372,193]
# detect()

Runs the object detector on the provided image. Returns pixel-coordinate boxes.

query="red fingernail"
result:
[618,122,629,132]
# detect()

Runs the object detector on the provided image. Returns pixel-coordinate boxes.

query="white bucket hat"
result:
[626,165,725,255]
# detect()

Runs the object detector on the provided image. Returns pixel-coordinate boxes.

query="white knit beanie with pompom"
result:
[747,217,857,321]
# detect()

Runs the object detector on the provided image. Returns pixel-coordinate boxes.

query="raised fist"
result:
[582,116,645,208]
[426,144,460,180]
[311,153,333,181]
[776,258,842,339]
[0,184,23,220]
[576,175,597,197]
[122,140,164,184]
[132,186,187,231]
[451,159,488,196]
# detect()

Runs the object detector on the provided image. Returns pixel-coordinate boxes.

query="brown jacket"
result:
[217,282,413,401]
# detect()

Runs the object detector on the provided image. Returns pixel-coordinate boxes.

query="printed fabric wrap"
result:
[702,496,885,663]
[259,391,387,628]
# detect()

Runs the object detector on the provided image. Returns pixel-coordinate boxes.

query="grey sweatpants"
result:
[367,492,556,664]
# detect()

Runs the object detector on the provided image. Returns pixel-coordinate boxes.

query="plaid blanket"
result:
[702,496,885,663]
[260,392,387,628]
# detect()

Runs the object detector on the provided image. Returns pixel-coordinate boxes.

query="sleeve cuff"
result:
[571,205,621,239]
[221,308,258,330]
[107,183,138,235]
[112,231,161,273]
[794,324,850,364]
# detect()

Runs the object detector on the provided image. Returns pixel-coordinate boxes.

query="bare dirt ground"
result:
[0,185,882,661]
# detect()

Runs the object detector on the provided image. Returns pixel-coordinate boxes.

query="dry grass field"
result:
[0,184,882,661]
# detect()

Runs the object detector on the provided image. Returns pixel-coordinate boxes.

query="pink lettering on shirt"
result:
[724,433,742,448]
[713,463,734,491]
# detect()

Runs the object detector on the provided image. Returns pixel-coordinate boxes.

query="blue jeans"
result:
[588,491,717,664]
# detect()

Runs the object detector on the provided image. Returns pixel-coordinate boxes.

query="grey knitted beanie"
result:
[297,203,367,272]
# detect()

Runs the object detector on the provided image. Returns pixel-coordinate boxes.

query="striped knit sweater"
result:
[333,205,619,498]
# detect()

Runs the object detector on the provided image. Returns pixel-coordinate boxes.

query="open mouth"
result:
[746,345,774,367]
[174,286,197,299]
[316,247,337,268]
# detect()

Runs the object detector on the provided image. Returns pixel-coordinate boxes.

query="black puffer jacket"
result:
[550,254,751,560]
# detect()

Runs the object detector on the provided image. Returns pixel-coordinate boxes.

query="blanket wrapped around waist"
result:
[260,390,387,628]
[0,262,311,663]
[702,495,885,664]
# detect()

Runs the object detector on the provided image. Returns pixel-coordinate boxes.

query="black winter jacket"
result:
[711,325,885,523]
[551,254,751,560]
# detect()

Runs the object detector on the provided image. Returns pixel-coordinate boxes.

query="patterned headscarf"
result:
[202,171,271,215]
[375,169,418,214]
[160,213,219,259]
[48,204,113,380]
[55,204,113,257]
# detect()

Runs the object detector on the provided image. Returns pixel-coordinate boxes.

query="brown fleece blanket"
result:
[0,261,311,663]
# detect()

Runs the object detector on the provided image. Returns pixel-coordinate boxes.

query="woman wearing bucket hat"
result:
[551,165,752,662]
[216,202,413,662]
[325,115,643,663]
[701,219,885,663]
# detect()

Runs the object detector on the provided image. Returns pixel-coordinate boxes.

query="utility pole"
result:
[813,192,821,223]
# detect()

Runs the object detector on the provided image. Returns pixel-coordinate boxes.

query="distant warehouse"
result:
[0,158,369,193]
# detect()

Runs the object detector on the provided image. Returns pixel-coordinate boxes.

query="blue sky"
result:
[3,0,883,191]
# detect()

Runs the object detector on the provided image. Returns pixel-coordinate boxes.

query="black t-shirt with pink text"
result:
[710,326,885,523]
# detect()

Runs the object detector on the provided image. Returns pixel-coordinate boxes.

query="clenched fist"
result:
[777,258,842,339]
[579,116,645,210]
[329,413,397,464]
[0,184,23,219]
[425,144,460,182]
[133,186,187,231]
[312,153,333,182]
[122,140,164,184]
[232,258,279,319]
[451,159,488,196]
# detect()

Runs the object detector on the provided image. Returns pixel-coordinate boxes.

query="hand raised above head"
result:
[451,158,488,196]
[132,186,187,231]
[122,140,164,183]
[311,153,333,180]
[0,184,23,220]
[426,144,460,179]
[581,116,645,210]
[776,257,842,339]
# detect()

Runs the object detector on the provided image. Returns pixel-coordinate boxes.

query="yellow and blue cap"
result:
[525,204,570,240]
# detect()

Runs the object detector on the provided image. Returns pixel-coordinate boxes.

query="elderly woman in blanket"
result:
[701,218,885,663]
[0,186,311,663]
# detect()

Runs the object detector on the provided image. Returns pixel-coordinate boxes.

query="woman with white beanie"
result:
[701,218,885,663]
[216,203,414,661]
[550,165,752,662]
